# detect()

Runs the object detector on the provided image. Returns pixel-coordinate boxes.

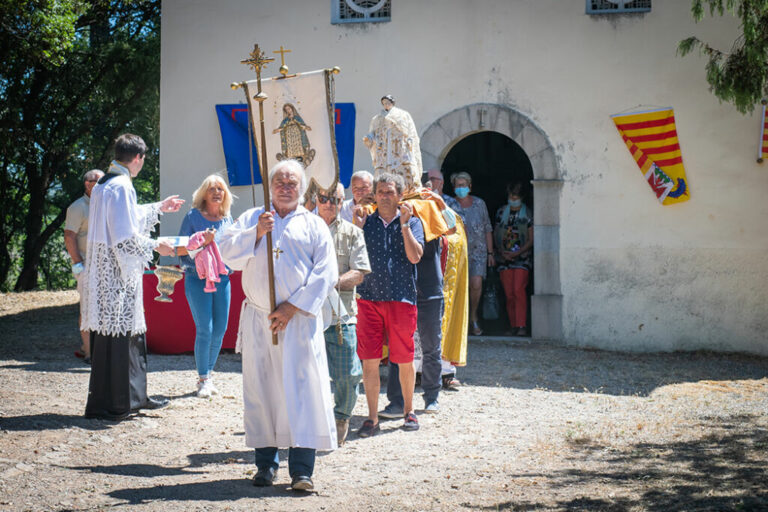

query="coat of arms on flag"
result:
[243,69,339,191]
[611,108,690,205]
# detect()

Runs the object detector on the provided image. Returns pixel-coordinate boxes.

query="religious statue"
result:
[363,95,423,192]
[273,103,315,166]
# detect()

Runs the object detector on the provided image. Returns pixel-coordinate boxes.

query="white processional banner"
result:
[244,69,339,191]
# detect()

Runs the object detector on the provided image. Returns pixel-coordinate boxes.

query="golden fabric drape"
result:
[441,216,468,366]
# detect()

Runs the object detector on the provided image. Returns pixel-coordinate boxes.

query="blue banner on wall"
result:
[334,102,356,187]
[215,103,356,187]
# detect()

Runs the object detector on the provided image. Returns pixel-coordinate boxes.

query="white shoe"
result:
[197,379,213,398]
[208,380,219,395]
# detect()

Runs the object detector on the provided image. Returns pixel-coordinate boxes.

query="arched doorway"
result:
[441,132,534,223]
[440,132,534,335]
[420,103,563,341]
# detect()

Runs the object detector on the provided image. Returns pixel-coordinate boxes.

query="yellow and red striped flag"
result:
[611,108,689,205]
[759,103,768,163]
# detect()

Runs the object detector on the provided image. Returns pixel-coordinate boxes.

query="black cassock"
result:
[85,332,149,420]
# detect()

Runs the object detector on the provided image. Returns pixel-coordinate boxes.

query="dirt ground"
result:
[1,290,767,512]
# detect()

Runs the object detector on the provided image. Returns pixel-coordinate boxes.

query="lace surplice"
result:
[80,171,162,337]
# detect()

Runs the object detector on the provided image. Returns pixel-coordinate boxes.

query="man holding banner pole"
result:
[219,159,338,491]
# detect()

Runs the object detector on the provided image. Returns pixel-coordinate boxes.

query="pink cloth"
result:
[186,232,228,292]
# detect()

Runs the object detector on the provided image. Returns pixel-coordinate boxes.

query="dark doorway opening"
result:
[440,131,534,335]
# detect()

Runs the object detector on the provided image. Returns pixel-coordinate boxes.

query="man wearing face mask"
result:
[493,182,534,336]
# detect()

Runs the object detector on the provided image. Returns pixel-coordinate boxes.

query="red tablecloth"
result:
[143,270,245,354]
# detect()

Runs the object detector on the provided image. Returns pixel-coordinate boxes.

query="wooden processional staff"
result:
[231,44,279,345]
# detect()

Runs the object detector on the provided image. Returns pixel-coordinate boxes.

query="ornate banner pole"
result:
[233,44,279,345]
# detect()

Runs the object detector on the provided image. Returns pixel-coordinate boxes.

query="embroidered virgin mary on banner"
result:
[273,103,315,165]
[244,69,339,191]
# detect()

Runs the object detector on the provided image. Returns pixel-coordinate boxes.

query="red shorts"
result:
[356,300,417,364]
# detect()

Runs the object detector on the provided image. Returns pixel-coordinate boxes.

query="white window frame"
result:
[331,0,391,24]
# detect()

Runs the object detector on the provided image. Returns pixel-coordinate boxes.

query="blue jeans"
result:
[184,272,230,378]
[324,324,362,420]
[387,298,443,406]
[254,447,315,478]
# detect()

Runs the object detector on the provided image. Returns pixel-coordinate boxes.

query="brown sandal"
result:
[442,375,461,390]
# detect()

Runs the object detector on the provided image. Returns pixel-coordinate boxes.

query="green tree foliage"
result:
[678,0,768,114]
[0,0,161,291]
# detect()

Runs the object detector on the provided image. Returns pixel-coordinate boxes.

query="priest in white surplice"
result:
[81,133,184,421]
[219,159,338,492]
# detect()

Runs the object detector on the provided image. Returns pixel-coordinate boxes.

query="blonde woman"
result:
[178,175,235,398]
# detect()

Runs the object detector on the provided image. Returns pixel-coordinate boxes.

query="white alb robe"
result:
[218,205,338,450]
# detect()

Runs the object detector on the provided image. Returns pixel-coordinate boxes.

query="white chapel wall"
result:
[160,0,768,354]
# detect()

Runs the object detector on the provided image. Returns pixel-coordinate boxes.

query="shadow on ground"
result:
[68,450,255,479]
[0,303,243,374]
[460,338,768,396]
[3,304,768,398]
[463,414,768,511]
[105,477,318,506]
[0,413,113,432]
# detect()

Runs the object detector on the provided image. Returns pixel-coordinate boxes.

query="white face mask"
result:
[508,199,522,208]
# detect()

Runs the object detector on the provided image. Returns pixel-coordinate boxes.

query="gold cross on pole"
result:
[273,45,291,66]
[241,44,274,74]
[273,247,284,260]
[273,45,291,76]
[238,42,278,346]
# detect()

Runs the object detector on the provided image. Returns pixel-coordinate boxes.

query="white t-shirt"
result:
[64,195,90,260]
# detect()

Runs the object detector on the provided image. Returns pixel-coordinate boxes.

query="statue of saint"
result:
[363,95,422,191]
[274,103,315,166]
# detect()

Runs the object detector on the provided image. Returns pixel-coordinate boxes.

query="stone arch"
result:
[420,103,563,341]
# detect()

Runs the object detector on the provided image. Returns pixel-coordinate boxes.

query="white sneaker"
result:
[197,379,213,398]
[208,379,219,395]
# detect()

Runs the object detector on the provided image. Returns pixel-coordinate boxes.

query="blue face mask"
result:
[508,199,522,208]
[454,187,470,198]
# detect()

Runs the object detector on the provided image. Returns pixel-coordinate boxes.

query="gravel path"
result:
[1,291,767,511]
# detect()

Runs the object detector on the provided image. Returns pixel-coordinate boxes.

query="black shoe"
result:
[133,397,169,412]
[82,356,91,366]
[252,467,278,487]
[84,410,130,421]
[357,419,380,438]
[291,475,314,491]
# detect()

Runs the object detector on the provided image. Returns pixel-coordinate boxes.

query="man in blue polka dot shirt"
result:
[353,173,425,436]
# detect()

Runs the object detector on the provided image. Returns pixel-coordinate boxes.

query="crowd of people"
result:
[66,132,534,492]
